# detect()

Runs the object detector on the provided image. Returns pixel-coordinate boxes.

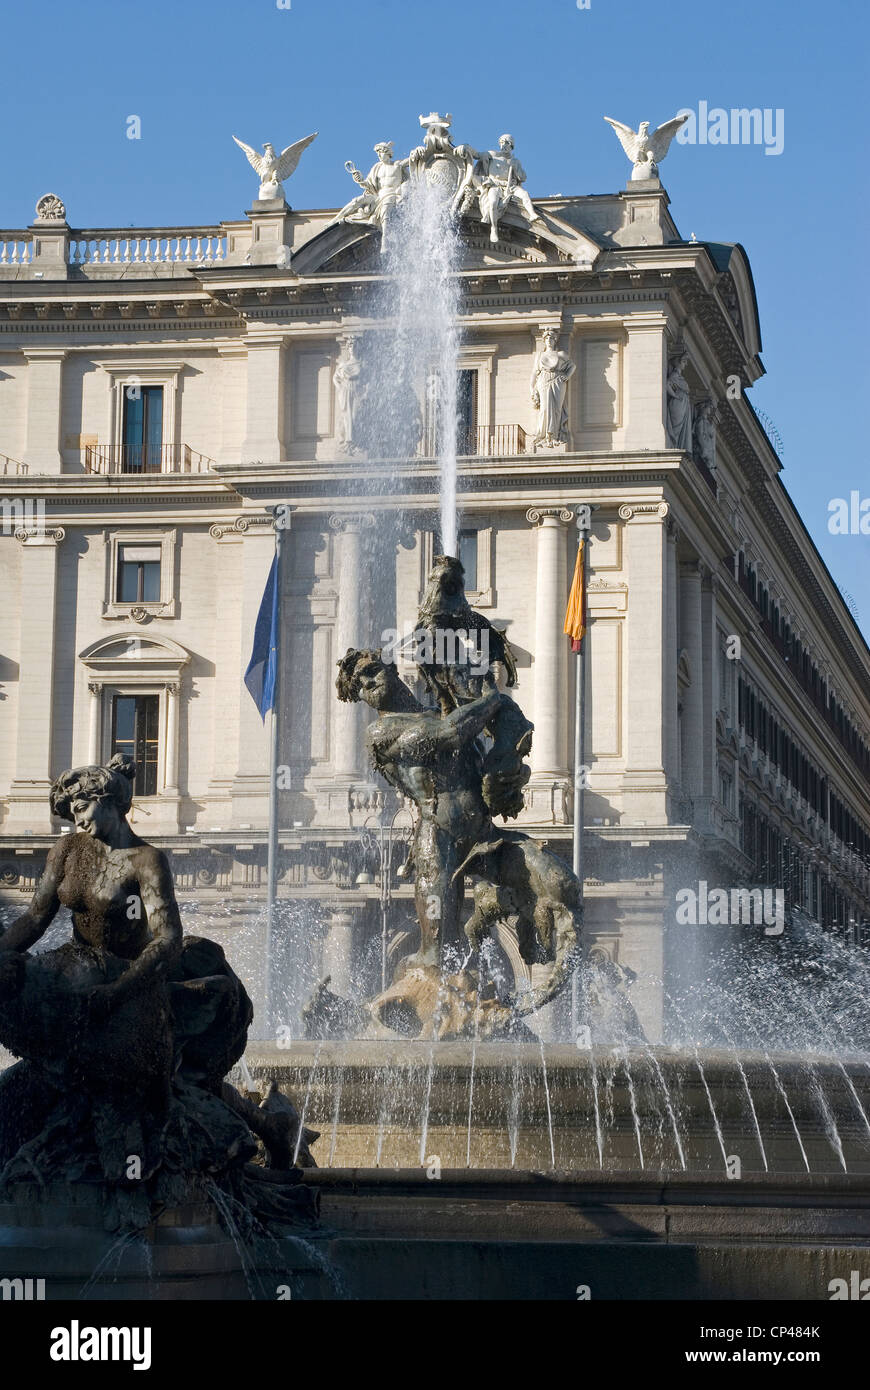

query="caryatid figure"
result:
[472,134,546,244]
[333,335,363,453]
[666,350,693,452]
[530,326,576,448]
[333,141,409,252]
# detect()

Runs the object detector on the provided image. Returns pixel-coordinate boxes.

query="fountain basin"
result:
[0,1180,330,1301]
[247,1042,870,1176]
[307,1167,870,1300]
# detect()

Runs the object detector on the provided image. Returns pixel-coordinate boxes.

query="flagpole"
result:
[571,510,591,1037]
[265,515,283,1031]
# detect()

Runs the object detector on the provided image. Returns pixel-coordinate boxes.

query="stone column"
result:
[86,682,102,765]
[526,507,574,778]
[8,527,65,828]
[700,569,718,808]
[322,905,356,996]
[679,560,704,805]
[164,682,180,795]
[623,315,667,450]
[23,349,66,474]
[621,503,669,824]
[241,336,286,464]
[329,513,375,782]
[663,518,680,784]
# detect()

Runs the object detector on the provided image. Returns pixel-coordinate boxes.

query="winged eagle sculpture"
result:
[232,132,318,201]
[603,115,688,182]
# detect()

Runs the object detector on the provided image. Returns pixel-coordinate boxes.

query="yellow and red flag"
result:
[564,537,586,654]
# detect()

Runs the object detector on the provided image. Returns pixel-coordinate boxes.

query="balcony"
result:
[464,424,528,457]
[420,424,528,458]
[1,454,28,475]
[83,444,215,475]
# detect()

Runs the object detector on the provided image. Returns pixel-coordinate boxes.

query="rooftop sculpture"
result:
[603,115,688,181]
[333,114,547,251]
[233,132,318,202]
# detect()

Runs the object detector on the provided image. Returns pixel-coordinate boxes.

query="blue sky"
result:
[2,0,867,637]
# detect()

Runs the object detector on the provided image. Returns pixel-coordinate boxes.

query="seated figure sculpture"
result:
[0,754,316,1231]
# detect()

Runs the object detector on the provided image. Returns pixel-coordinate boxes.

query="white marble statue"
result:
[332,142,409,252]
[410,112,458,163]
[603,115,688,181]
[467,135,546,245]
[693,398,717,473]
[333,335,363,453]
[666,351,694,452]
[531,327,576,449]
[232,132,318,201]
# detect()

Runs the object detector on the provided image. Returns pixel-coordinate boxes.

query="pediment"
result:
[290,208,600,277]
[80,632,191,677]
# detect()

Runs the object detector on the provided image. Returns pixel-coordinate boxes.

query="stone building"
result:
[1,144,868,1040]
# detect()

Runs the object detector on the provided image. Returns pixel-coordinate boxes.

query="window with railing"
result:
[122,386,164,473]
[734,550,869,778]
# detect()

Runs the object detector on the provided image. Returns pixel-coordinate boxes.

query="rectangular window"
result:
[456,369,478,453]
[122,386,163,473]
[117,544,161,603]
[458,530,478,592]
[111,694,159,796]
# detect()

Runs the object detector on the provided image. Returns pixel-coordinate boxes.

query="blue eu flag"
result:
[244,553,279,720]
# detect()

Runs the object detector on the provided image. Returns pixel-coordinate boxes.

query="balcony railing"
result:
[0,235,33,266]
[465,424,528,456]
[420,423,528,458]
[83,444,215,475]
[1,455,28,475]
[70,230,227,267]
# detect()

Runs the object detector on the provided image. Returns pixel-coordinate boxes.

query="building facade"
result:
[1,158,868,1040]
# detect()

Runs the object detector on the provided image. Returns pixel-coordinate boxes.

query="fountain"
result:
[246,115,870,1299]
[2,110,869,1302]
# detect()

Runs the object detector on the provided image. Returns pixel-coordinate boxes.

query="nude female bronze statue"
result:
[0,754,316,1229]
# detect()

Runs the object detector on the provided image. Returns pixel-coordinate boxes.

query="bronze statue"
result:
[0,754,316,1230]
[333,555,585,1037]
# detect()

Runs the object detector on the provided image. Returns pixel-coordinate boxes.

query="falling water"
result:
[805,1062,848,1172]
[465,957,486,1167]
[617,1045,645,1169]
[693,1049,729,1171]
[642,1044,687,1170]
[507,1054,522,1167]
[367,171,462,554]
[536,1031,556,1169]
[328,1068,344,1166]
[590,1052,605,1169]
[293,1040,322,1166]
